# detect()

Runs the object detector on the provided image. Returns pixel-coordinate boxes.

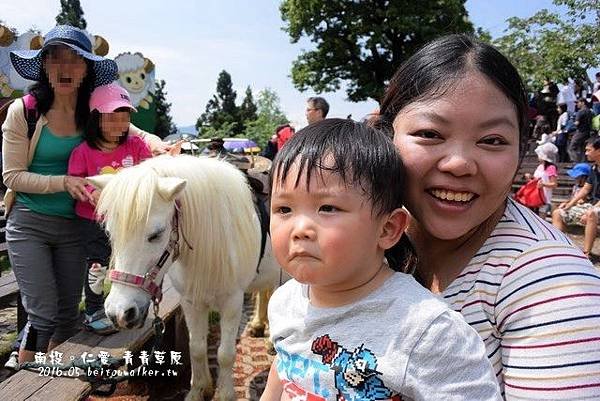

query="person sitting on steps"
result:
[553,138,600,258]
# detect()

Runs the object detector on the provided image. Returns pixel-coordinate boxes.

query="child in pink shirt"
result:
[68,83,151,334]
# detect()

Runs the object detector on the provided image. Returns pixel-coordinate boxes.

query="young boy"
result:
[261,119,501,401]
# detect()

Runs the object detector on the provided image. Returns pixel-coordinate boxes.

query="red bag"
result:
[514,179,546,208]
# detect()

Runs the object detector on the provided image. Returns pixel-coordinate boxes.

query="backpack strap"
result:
[21,94,38,139]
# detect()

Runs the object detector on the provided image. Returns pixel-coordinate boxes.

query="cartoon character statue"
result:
[312,335,402,401]
[114,52,156,132]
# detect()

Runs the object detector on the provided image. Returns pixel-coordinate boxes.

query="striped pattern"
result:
[443,199,600,400]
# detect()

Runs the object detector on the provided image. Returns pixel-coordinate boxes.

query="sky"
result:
[1,0,570,130]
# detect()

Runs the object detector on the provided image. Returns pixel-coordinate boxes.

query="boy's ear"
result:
[379,208,410,250]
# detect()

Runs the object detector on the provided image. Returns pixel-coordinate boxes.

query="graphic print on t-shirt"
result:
[276,334,401,401]
[311,335,401,401]
[98,155,135,175]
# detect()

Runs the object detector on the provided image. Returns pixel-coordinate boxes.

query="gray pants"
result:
[6,203,85,351]
[568,130,590,163]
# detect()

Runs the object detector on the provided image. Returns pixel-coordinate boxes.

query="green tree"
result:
[494,0,599,89]
[196,70,242,136]
[153,79,176,139]
[55,0,87,29]
[280,0,473,103]
[245,88,288,147]
[239,86,258,128]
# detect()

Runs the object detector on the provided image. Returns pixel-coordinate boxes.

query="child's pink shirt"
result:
[68,136,151,220]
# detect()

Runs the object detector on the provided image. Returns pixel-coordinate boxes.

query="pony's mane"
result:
[96,154,261,301]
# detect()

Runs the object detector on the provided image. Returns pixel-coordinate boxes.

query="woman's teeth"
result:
[430,189,475,202]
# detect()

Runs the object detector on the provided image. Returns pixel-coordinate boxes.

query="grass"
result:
[0,330,16,358]
[0,255,11,274]
[78,280,112,313]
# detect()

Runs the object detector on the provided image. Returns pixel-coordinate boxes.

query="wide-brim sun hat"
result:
[567,163,592,178]
[90,83,137,113]
[535,142,558,163]
[9,25,117,88]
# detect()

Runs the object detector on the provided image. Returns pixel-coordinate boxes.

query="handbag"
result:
[514,179,546,208]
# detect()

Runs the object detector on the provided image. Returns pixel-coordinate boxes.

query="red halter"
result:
[108,200,187,302]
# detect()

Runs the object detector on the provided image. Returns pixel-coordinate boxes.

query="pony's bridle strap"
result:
[109,200,185,302]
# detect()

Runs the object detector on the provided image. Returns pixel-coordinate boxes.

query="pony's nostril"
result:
[108,313,119,326]
[123,307,137,322]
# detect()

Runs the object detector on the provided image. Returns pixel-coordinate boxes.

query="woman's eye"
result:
[480,136,508,146]
[319,205,339,212]
[412,130,441,139]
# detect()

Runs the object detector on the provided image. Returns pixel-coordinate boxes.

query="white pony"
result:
[89,154,281,401]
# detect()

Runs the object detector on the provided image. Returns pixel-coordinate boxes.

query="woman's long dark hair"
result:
[28,54,95,133]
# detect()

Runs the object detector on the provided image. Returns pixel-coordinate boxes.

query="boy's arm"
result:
[259,359,283,401]
[402,311,502,401]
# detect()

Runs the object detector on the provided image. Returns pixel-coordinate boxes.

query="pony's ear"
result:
[157,177,187,201]
[87,174,114,190]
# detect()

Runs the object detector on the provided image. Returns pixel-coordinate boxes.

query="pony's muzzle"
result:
[115,306,141,329]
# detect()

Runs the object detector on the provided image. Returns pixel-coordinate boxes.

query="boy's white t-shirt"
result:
[268,272,501,401]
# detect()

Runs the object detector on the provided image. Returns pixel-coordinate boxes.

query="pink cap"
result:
[89,83,137,113]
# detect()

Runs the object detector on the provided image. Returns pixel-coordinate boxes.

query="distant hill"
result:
[177,125,197,134]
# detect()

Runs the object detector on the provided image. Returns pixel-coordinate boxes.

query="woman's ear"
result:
[378,208,410,250]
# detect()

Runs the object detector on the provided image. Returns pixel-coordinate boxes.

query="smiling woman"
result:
[379,34,600,400]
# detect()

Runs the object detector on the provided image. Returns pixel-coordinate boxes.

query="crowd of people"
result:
[2,24,600,401]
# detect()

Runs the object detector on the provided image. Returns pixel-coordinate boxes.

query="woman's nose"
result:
[437,151,477,177]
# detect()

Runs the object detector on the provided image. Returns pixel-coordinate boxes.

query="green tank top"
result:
[17,126,82,218]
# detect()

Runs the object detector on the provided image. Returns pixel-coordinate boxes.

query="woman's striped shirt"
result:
[442,198,600,400]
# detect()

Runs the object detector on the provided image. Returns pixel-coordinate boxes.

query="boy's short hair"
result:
[271,118,406,216]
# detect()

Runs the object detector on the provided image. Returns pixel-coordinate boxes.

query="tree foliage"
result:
[153,79,176,139]
[239,86,258,124]
[55,0,87,29]
[196,70,242,136]
[280,0,473,102]
[494,0,599,89]
[245,88,288,147]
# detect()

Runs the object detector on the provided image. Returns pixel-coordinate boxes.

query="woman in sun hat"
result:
[1,25,164,364]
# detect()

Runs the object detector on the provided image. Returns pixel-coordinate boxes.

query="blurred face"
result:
[43,45,87,96]
[392,72,520,240]
[306,101,324,124]
[270,164,387,291]
[585,144,600,163]
[100,111,130,143]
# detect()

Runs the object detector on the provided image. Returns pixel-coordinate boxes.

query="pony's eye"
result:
[147,230,165,242]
